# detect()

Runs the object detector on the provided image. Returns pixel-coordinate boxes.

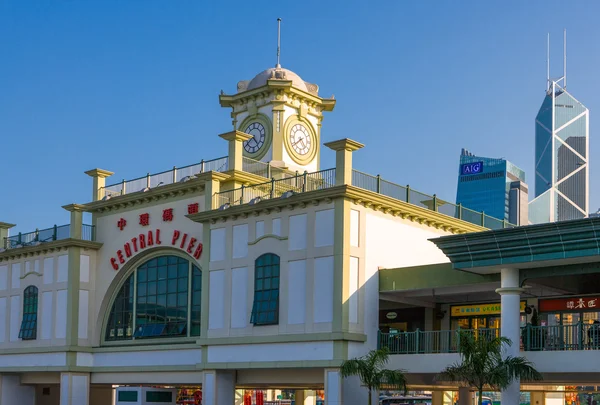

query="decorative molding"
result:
[248,234,288,246]
[0,239,103,262]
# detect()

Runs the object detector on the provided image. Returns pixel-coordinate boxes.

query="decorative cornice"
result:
[62,203,87,212]
[187,184,486,234]
[80,176,209,213]
[324,138,365,152]
[218,130,253,142]
[0,239,103,262]
[0,222,16,230]
[248,234,288,245]
[84,168,114,178]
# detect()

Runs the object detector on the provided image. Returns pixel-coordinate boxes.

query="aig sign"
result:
[460,161,483,175]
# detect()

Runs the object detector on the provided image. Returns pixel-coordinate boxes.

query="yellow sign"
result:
[451,301,526,317]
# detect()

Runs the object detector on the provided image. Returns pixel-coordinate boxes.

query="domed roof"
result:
[248,67,308,92]
[237,66,318,95]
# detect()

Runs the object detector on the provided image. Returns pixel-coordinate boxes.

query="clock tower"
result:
[219,62,335,174]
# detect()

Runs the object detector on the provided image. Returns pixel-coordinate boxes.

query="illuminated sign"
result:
[451,301,526,317]
[460,161,484,176]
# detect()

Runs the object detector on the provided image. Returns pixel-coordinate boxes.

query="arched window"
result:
[19,285,38,340]
[251,254,280,325]
[105,255,202,342]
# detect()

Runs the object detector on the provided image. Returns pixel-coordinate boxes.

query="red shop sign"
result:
[539,296,600,312]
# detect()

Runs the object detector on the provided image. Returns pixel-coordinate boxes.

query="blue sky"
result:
[1,0,599,233]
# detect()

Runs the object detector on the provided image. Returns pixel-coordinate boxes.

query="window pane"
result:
[251,254,280,326]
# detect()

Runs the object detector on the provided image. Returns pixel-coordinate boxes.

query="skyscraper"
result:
[456,149,528,225]
[529,31,589,224]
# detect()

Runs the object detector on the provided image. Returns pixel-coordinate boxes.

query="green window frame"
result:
[105,255,202,342]
[19,285,38,340]
[250,253,280,325]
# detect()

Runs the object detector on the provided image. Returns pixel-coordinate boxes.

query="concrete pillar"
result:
[432,391,444,405]
[219,130,253,172]
[324,369,342,405]
[63,204,86,240]
[60,372,90,405]
[324,138,365,186]
[0,375,35,405]
[496,268,524,405]
[0,223,15,250]
[458,387,471,405]
[305,390,317,405]
[84,168,114,202]
[531,391,545,405]
[202,370,235,405]
[295,390,306,404]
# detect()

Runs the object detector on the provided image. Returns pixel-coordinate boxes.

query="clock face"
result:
[289,124,312,156]
[243,122,266,154]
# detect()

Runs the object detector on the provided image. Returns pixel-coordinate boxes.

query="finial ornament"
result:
[276,18,282,68]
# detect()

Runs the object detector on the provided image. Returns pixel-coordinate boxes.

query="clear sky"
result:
[1,0,599,233]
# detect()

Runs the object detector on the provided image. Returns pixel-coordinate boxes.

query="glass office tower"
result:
[529,79,589,224]
[456,149,527,225]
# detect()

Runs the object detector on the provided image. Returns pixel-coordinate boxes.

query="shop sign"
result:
[386,312,398,320]
[539,296,600,312]
[451,301,526,317]
[109,228,202,271]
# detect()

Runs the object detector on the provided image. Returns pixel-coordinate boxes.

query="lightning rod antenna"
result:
[563,29,567,89]
[276,18,282,68]
[547,33,550,92]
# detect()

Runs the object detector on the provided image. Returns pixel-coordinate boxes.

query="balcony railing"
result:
[2,224,96,250]
[379,323,600,354]
[99,156,229,200]
[352,170,515,229]
[214,168,336,209]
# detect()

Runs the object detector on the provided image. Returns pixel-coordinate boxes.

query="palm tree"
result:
[340,347,407,405]
[437,332,543,405]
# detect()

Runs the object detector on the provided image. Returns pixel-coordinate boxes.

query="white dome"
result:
[246,67,308,92]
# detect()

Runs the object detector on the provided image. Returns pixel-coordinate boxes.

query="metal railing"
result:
[241,157,290,179]
[352,170,515,229]
[214,168,336,208]
[379,324,600,354]
[3,224,96,250]
[99,156,229,199]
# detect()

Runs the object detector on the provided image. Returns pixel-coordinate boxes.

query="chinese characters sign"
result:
[117,205,199,230]
[451,301,527,317]
[539,297,599,312]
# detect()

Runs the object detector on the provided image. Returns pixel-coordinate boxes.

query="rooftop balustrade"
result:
[379,323,600,354]
[2,224,96,250]
[352,170,515,229]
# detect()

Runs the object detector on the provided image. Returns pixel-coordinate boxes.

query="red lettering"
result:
[180,233,188,249]
[117,250,125,264]
[139,234,146,249]
[147,230,154,246]
[187,238,197,253]
[156,229,162,245]
[131,237,138,252]
[172,230,181,245]
[110,258,119,271]
[193,243,203,259]
[124,242,132,258]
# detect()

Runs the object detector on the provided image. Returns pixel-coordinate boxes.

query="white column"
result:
[0,375,35,405]
[305,390,317,405]
[324,369,342,405]
[458,387,471,405]
[496,268,523,405]
[60,373,90,405]
[202,370,235,405]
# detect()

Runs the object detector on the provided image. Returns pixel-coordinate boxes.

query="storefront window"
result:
[105,255,201,342]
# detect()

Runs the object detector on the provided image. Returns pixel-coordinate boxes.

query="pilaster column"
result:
[202,370,235,405]
[219,130,253,172]
[0,223,16,250]
[324,368,342,405]
[197,171,230,211]
[60,372,90,405]
[295,390,306,404]
[432,391,444,405]
[63,204,86,240]
[324,138,365,186]
[0,375,35,405]
[458,387,471,405]
[84,168,114,202]
[496,268,524,405]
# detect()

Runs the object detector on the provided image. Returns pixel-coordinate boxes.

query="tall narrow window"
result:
[19,285,38,340]
[251,254,280,325]
[105,255,202,342]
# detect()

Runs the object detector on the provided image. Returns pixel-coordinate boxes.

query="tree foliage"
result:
[340,348,407,405]
[437,332,543,405]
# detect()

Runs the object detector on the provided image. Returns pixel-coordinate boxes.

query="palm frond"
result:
[376,368,408,393]
[436,363,475,387]
[502,356,544,382]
